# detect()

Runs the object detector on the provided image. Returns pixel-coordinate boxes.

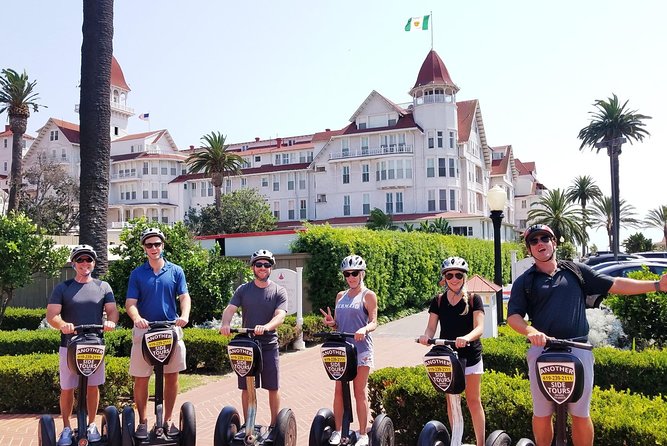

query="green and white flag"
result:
[405,15,430,32]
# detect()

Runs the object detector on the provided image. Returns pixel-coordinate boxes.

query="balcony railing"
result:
[329,144,413,160]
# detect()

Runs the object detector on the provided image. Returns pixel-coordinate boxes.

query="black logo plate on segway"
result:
[321,346,347,380]
[144,330,175,363]
[423,355,454,393]
[537,361,576,404]
[75,344,105,376]
[228,346,254,377]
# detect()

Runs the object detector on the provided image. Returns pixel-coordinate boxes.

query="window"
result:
[299,200,307,219]
[241,178,247,188]
[288,173,295,190]
[288,200,295,220]
[428,190,436,211]
[428,131,434,149]
[273,175,280,191]
[151,165,158,175]
[361,137,369,155]
[362,194,370,215]
[299,172,306,189]
[143,162,149,175]
[273,201,280,219]
[439,189,447,211]
[521,200,527,209]
[388,117,397,126]
[437,131,444,148]
[385,193,393,214]
[427,159,435,178]
[161,165,168,175]
[396,192,404,213]
[362,164,369,182]
[261,177,268,187]
[453,226,473,236]
[317,194,327,203]
[274,154,281,165]
[342,138,350,157]
[449,131,456,149]
[3,139,7,148]
[50,130,59,141]
[358,122,367,130]
[143,190,149,199]
[388,160,395,180]
[438,158,447,177]
[225,179,232,193]
[3,161,7,172]
[183,183,188,190]
[448,158,456,177]
[255,155,261,163]
[342,166,350,184]
[343,195,351,216]
[282,153,289,165]
[449,189,456,211]
[207,181,213,197]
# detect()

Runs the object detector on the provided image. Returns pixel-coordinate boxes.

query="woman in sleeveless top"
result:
[320,255,377,446]
[418,256,486,446]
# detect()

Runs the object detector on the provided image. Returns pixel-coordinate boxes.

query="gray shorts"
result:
[527,345,594,417]
[238,346,279,391]
[59,347,105,390]
[129,327,187,377]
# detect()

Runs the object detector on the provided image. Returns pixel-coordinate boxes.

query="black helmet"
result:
[140,227,166,244]
[340,255,367,272]
[440,256,469,274]
[70,244,97,262]
[250,249,275,266]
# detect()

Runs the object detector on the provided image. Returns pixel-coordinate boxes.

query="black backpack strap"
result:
[557,260,585,287]
[523,265,537,299]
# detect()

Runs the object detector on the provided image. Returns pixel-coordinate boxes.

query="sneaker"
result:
[329,430,341,445]
[266,425,276,441]
[356,434,369,446]
[58,427,73,446]
[135,423,149,440]
[86,423,101,442]
[164,421,180,436]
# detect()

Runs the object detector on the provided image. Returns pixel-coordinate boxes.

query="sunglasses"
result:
[343,271,361,278]
[444,272,464,280]
[528,235,552,246]
[144,242,163,249]
[254,262,273,269]
[75,257,94,264]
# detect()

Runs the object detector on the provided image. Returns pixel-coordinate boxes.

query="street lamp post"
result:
[488,185,507,326]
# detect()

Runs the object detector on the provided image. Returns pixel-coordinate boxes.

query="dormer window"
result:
[50,130,59,141]
[358,122,367,130]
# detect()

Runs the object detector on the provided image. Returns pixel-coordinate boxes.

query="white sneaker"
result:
[87,423,101,442]
[58,427,73,446]
[356,434,369,446]
[329,430,341,445]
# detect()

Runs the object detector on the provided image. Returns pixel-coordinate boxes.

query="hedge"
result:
[1,307,46,330]
[369,367,667,445]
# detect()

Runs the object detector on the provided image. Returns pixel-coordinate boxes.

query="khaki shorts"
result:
[59,347,105,390]
[129,326,187,377]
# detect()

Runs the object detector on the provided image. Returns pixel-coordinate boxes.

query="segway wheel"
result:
[38,415,57,446]
[417,420,450,446]
[515,439,535,446]
[485,430,512,446]
[273,408,297,446]
[121,406,135,446]
[179,402,196,446]
[214,406,241,446]
[308,408,335,446]
[102,406,122,446]
[370,414,394,446]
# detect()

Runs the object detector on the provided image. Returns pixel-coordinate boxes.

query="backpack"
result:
[523,260,605,309]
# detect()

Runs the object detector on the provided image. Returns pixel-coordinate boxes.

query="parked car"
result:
[581,253,645,267]
[595,261,667,278]
[634,251,667,259]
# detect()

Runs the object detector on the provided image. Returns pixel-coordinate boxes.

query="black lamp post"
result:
[488,185,507,326]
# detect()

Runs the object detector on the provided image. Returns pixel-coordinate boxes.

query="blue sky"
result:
[2,0,665,250]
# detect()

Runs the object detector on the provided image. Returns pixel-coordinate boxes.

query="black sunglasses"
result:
[343,271,361,278]
[254,262,273,269]
[144,242,163,249]
[528,235,552,246]
[75,257,94,264]
[444,272,464,280]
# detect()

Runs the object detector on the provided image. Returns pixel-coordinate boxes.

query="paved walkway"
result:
[0,312,437,446]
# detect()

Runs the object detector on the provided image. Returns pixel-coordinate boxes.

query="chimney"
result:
[255,137,260,142]
[189,145,194,150]
[325,128,331,132]
[276,137,282,147]
[5,125,10,132]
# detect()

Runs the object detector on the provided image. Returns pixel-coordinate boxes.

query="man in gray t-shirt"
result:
[220,249,288,432]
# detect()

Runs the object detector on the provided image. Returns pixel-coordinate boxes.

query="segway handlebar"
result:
[416,338,469,346]
[229,327,276,335]
[148,320,177,328]
[527,337,593,351]
[73,324,104,332]
[314,331,357,339]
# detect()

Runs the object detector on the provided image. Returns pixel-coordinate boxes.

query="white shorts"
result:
[129,327,187,377]
[59,347,105,390]
[465,358,484,375]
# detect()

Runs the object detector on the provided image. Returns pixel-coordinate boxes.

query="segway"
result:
[532,337,593,446]
[214,328,297,446]
[39,324,121,446]
[309,331,394,446]
[416,338,515,446]
[121,321,196,446]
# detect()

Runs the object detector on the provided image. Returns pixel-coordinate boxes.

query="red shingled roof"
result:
[413,50,459,92]
[111,56,130,91]
[52,119,80,144]
[457,100,477,142]
[0,125,36,139]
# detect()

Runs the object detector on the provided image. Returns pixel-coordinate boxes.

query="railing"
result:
[329,144,413,160]
[111,171,140,180]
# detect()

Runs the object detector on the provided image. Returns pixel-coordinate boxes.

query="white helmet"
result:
[70,244,97,262]
[140,227,166,244]
[340,255,366,271]
[250,249,275,266]
[440,256,469,274]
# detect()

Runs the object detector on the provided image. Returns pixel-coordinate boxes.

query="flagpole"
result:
[430,11,433,50]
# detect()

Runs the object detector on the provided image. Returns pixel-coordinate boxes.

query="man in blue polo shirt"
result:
[126,227,191,439]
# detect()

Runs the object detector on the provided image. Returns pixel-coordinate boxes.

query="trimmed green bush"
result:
[0,307,46,330]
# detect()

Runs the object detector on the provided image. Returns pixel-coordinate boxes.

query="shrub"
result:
[0,307,46,330]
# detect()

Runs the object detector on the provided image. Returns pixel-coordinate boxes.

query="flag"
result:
[405,15,430,32]
[138,113,150,121]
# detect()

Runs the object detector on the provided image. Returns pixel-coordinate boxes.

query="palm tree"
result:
[366,208,396,231]
[526,188,585,246]
[578,93,651,258]
[78,0,113,275]
[565,175,602,257]
[645,205,667,250]
[588,196,640,251]
[186,132,244,212]
[0,68,45,212]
